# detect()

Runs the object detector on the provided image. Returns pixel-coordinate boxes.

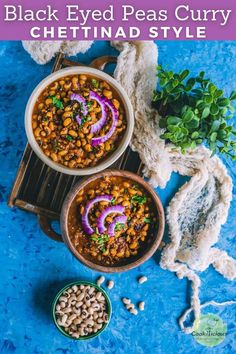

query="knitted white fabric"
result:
[22,40,93,64]
[22,40,236,333]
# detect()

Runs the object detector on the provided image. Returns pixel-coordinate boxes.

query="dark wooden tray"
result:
[8,53,143,241]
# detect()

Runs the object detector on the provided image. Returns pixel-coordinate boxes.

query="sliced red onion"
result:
[107,215,127,237]
[91,98,119,147]
[97,205,125,234]
[71,93,88,115]
[90,91,107,134]
[75,115,82,125]
[82,195,112,235]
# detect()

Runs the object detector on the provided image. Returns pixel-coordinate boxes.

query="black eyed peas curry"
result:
[68,176,158,265]
[32,75,127,169]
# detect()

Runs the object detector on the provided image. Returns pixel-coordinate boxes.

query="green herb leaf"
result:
[51,96,64,110]
[115,223,125,231]
[66,135,73,141]
[131,195,147,204]
[144,218,152,224]
[111,197,116,205]
[91,79,99,88]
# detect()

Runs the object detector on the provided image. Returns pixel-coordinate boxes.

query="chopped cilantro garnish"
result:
[91,79,99,88]
[66,135,73,141]
[115,223,125,231]
[51,96,64,110]
[87,101,93,111]
[131,195,147,204]
[111,197,116,205]
[144,218,152,224]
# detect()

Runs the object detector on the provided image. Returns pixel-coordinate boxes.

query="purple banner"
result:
[0,0,235,40]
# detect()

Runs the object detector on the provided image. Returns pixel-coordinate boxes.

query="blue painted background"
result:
[0,41,236,354]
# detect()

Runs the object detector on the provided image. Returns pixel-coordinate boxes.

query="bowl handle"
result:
[89,56,117,71]
[38,215,63,242]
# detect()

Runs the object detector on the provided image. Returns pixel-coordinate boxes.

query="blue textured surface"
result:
[0,41,236,354]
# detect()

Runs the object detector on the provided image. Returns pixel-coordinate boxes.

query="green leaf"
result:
[210,132,217,142]
[210,103,219,115]
[214,89,223,99]
[202,106,210,118]
[208,83,216,94]
[210,120,221,132]
[160,77,168,86]
[183,110,194,122]
[191,131,199,139]
[167,116,181,125]
[186,118,199,129]
[180,69,190,81]
[230,91,236,100]
[217,98,230,107]
[204,95,213,104]
[199,71,205,79]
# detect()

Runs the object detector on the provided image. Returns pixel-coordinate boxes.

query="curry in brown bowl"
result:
[61,170,165,272]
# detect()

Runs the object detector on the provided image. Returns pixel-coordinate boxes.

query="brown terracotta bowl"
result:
[60,170,165,273]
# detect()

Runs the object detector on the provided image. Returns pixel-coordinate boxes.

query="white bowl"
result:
[25,66,134,175]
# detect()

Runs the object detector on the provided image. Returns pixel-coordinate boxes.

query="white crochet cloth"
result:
[23,40,236,333]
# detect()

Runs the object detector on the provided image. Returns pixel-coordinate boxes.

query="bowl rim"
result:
[25,66,134,176]
[52,280,112,340]
[60,169,165,273]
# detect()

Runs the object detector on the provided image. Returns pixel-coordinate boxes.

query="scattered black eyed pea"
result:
[112,190,119,198]
[32,121,38,129]
[130,242,138,250]
[34,127,41,137]
[49,90,56,96]
[79,80,85,86]
[64,82,72,90]
[72,76,78,87]
[63,111,73,119]
[68,130,78,138]
[96,276,105,287]
[103,89,113,100]
[112,99,120,110]
[101,81,110,90]
[51,152,58,162]
[138,276,148,284]
[84,144,92,152]
[45,98,52,105]
[80,74,87,81]
[122,298,131,305]
[105,142,111,151]
[60,128,68,135]
[107,280,114,290]
[138,301,145,311]
[79,132,85,139]
[129,308,138,316]
[38,103,44,110]
[128,188,137,195]
[122,200,130,207]
[63,118,72,127]
[64,106,72,112]
[126,303,135,310]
